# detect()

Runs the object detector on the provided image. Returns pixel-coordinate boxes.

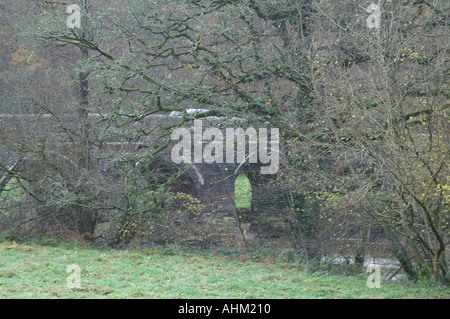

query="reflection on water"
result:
[318,239,408,280]
[320,254,404,280]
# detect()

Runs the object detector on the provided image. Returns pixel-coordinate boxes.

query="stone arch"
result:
[135,155,203,197]
[173,163,204,196]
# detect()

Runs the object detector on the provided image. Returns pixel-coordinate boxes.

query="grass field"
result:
[0,241,448,299]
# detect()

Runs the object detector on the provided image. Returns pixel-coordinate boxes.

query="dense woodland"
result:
[0,0,448,284]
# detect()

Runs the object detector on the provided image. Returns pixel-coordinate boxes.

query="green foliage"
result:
[308,256,362,277]
[0,230,15,243]
[291,193,319,238]
[248,98,279,117]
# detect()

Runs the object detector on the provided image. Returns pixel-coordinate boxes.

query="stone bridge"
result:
[0,113,290,244]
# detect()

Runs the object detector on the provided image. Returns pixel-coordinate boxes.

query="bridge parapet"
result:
[1,112,289,244]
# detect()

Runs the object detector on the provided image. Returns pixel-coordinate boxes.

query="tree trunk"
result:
[355,226,370,271]
[384,225,418,282]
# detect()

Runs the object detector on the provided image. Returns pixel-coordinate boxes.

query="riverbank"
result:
[1,242,448,298]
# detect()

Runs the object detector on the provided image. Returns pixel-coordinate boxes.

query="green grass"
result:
[0,242,448,299]
[235,173,252,211]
